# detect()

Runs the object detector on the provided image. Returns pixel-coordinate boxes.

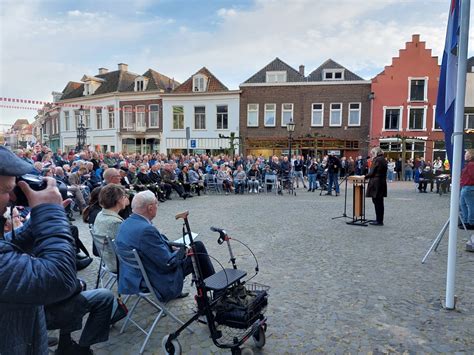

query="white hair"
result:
[371,146,383,157]
[131,190,156,212]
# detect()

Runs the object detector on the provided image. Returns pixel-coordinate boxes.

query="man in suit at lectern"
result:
[364,147,388,226]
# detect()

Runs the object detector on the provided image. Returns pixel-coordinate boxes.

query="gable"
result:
[242,58,304,84]
[307,59,364,82]
[173,67,229,93]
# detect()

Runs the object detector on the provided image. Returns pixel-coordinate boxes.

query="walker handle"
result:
[210,226,226,244]
[175,211,189,220]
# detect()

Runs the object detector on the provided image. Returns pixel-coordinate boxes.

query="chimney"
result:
[299,65,305,76]
[98,67,108,75]
[118,63,128,72]
[412,34,420,43]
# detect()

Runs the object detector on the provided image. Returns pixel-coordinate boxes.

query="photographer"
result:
[0,146,77,354]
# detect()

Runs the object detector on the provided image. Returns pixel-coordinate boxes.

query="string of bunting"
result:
[0,97,160,113]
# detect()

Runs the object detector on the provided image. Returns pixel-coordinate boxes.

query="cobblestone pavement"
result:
[63,181,474,354]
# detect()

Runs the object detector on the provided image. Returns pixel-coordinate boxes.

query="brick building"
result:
[239,58,371,159]
[370,34,443,162]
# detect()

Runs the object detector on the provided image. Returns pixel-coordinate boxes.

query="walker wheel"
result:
[162,334,182,355]
[241,348,254,355]
[253,325,266,348]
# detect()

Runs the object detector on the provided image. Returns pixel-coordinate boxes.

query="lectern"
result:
[346,175,368,226]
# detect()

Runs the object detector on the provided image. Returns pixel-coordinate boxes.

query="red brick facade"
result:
[371,34,443,161]
[239,84,371,159]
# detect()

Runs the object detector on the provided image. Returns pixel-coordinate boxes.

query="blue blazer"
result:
[115,213,186,302]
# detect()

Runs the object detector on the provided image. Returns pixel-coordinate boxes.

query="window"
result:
[466,113,474,129]
[84,83,91,96]
[135,80,145,91]
[330,103,342,126]
[409,78,427,101]
[247,104,259,127]
[348,103,361,126]
[173,106,184,129]
[433,105,441,130]
[108,106,115,128]
[74,111,80,128]
[311,103,324,126]
[384,107,401,130]
[266,71,287,83]
[216,105,228,130]
[193,75,207,92]
[136,105,146,128]
[408,106,426,130]
[323,69,344,81]
[281,103,293,126]
[84,110,91,128]
[264,104,276,126]
[123,106,133,128]
[194,106,206,130]
[149,105,159,128]
[64,111,70,131]
[96,108,102,129]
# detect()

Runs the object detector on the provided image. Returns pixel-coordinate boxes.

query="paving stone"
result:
[64,182,474,353]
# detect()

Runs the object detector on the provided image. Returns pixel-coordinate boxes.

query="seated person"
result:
[247,164,261,193]
[233,166,247,194]
[216,164,232,194]
[188,163,204,196]
[93,184,129,273]
[414,166,428,193]
[115,191,215,303]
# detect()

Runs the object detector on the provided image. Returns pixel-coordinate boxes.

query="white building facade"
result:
[161,67,240,155]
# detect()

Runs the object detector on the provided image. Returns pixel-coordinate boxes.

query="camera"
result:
[13,174,68,207]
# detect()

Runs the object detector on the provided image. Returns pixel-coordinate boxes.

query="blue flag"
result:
[435,0,460,166]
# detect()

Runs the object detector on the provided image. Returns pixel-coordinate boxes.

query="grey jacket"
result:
[93,209,123,273]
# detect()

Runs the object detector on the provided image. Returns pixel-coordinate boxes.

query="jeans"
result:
[234,180,245,194]
[460,186,474,224]
[327,172,339,194]
[404,170,412,181]
[387,171,394,181]
[61,289,115,347]
[294,171,305,187]
[308,173,317,190]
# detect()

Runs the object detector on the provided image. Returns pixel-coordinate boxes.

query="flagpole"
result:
[445,0,470,310]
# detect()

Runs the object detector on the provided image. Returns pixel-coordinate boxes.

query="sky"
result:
[1,0,473,127]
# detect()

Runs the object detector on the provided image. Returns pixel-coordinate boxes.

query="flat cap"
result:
[0,146,34,176]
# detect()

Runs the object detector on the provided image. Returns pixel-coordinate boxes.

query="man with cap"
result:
[0,146,78,354]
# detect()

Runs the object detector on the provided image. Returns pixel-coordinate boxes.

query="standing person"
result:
[404,159,413,181]
[0,146,77,354]
[307,159,318,192]
[459,149,474,229]
[387,158,395,183]
[365,147,388,226]
[395,157,402,181]
[293,156,306,189]
[325,153,340,196]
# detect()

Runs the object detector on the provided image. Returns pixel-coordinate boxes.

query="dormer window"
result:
[193,74,208,92]
[323,69,344,81]
[81,75,104,96]
[266,71,287,83]
[134,76,148,92]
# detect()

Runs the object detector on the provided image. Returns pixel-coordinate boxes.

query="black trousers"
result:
[372,196,384,223]
[183,241,215,279]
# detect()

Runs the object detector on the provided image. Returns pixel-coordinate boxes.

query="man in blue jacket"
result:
[0,146,78,355]
[116,190,215,302]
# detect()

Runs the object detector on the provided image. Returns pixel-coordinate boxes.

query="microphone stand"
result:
[332,173,351,220]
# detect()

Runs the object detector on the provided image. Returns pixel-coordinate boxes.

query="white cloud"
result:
[1,0,473,126]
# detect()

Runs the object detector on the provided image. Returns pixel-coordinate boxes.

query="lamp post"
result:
[286,118,296,160]
[76,106,87,152]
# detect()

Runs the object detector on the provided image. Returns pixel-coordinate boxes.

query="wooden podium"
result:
[346,175,368,226]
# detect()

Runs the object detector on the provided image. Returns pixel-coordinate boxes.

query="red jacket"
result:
[460,161,474,187]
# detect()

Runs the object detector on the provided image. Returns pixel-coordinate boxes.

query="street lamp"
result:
[286,118,296,159]
[76,105,87,152]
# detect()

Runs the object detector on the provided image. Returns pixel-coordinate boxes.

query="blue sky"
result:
[1,0,473,126]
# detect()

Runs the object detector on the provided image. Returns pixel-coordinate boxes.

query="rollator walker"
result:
[162,211,269,355]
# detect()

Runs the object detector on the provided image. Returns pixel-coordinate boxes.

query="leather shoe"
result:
[176,292,189,299]
[369,221,384,226]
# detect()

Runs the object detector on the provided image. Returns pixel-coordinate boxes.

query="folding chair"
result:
[204,174,220,194]
[89,229,117,290]
[264,174,278,194]
[112,240,191,354]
